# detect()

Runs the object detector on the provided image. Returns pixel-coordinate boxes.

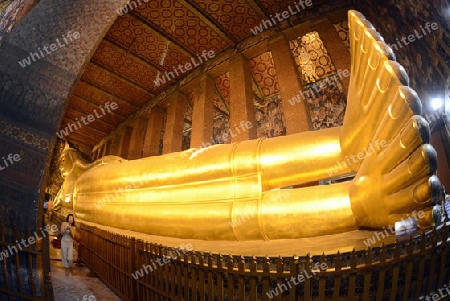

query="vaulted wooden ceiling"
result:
[60,0,352,150]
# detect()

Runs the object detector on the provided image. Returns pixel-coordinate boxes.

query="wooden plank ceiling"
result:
[60,0,349,150]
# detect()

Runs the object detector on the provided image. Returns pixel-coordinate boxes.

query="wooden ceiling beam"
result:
[244,0,270,19]
[129,11,197,57]
[66,135,97,147]
[180,0,236,45]
[71,91,128,120]
[79,79,139,110]
[66,105,118,127]
[62,117,109,138]
[64,130,99,146]
[103,36,167,73]
[63,108,115,133]
[89,60,156,96]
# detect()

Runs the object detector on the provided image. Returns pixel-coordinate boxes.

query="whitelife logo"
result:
[131,243,193,280]
[18,31,81,68]
[250,0,313,35]
[0,153,21,171]
[287,69,350,106]
[388,21,439,52]
[56,102,118,139]
[153,50,215,87]
[0,224,58,261]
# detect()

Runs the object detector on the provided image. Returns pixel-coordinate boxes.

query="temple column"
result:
[95,145,101,159]
[119,126,133,158]
[163,92,187,154]
[142,107,165,157]
[104,140,111,157]
[96,143,106,159]
[229,53,257,142]
[269,34,311,134]
[190,75,215,148]
[313,19,351,91]
[128,117,149,159]
[110,133,122,156]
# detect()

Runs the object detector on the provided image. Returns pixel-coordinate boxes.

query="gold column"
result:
[229,53,257,142]
[142,107,165,157]
[269,34,311,134]
[128,117,148,160]
[190,75,215,148]
[163,92,187,154]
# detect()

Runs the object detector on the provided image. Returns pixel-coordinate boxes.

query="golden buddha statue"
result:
[61,10,441,241]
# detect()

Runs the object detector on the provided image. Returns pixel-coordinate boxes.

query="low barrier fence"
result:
[79,222,450,300]
[0,223,51,301]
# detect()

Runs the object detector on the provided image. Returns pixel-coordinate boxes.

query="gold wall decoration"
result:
[290,31,337,83]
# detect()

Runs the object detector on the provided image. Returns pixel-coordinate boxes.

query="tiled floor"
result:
[49,236,123,301]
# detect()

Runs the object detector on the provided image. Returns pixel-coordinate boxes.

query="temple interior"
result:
[1,0,450,300]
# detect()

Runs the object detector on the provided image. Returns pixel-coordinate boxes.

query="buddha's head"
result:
[59,146,82,177]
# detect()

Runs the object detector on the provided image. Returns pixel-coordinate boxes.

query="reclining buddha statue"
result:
[61,10,441,241]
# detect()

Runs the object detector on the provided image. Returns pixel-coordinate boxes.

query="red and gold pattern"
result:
[81,63,151,106]
[192,0,261,41]
[249,52,280,97]
[92,40,160,91]
[106,13,192,80]
[134,0,230,54]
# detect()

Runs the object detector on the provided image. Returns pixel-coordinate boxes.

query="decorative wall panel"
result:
[290,31,336,84]
[333,20,350,50]
[304,76,347,130]
[182,95,193,151]
[159,114,167,155]
[213,90,230,144]
[253,93,286,138]
[249,52,280,97]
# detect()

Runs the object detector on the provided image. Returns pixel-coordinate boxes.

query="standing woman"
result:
[61,214,76,275]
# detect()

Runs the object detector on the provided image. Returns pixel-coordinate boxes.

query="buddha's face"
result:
[59,150,76,177]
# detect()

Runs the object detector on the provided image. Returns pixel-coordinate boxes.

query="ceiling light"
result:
[431,97,443,111]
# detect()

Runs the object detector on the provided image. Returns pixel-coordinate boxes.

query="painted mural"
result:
[289,31,347,130]
[254,93,286,138]
[304,75,347,130]
[181,92,194,150]
[249,52,286,138]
